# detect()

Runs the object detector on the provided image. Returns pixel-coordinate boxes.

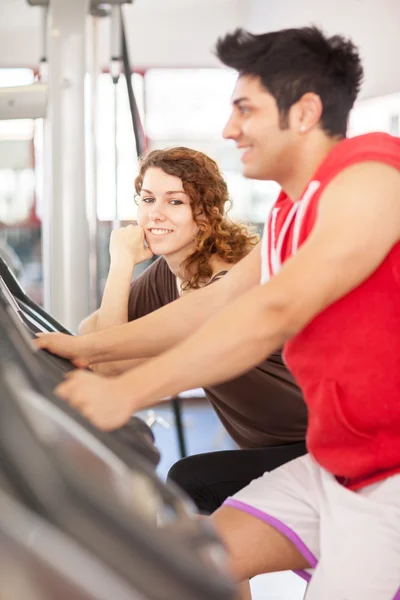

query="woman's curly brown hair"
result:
[134,147,259,291]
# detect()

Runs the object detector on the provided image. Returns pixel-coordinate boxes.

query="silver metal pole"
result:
[39,6,48,82]
[43,0,91,331]
[0,84,47,120]
[112,81,121,231]
[87,14,99,311]
[110,5,123,231]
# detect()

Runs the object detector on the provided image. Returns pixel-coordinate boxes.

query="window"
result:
[96,73,144,222]
[145,68,277,224]
[0,68,35,225]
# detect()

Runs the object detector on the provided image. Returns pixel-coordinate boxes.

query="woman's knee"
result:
[167,456,198,491]
[167,454,221,513]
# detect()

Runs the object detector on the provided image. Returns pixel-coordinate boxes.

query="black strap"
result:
[207,270,228,285]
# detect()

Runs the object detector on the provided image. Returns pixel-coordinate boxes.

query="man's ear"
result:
[289,92,323,133]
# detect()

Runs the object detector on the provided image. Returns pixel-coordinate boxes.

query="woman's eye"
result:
[170,200,183,205]
[142,197,154,203]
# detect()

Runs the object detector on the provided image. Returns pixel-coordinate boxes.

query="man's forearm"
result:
[83,278,227,364]
[92,357,146,376]
[117,284,291,411]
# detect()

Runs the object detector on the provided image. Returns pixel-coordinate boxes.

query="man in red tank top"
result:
[35,26,400,599]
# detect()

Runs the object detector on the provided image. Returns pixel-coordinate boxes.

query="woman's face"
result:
[137,167,199,258]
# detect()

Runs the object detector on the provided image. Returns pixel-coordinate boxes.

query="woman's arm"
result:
[77,225,153,374]
[77,262,134,338]
[91,357,146,376]
[78,310,99,335]
[96,254,135,330]
[86,225,152,333]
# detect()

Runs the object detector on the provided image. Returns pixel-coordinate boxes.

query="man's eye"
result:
[239,106,250,115]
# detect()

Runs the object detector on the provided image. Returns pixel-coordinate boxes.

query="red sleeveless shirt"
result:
[262,132,400,490]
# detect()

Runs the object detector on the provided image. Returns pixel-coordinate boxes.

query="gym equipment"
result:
[0,486,140,600]
[0,365,236,600]
[0,255,70,335]
[0,265,160,468]
[0,254,236,597]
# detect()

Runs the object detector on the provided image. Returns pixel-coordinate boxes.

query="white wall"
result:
[119,0,249,68]
[246,0,400,100]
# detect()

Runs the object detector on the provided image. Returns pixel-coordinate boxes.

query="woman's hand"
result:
[109,224,153,266]
[55,370,135,431]
[34,333,91,368]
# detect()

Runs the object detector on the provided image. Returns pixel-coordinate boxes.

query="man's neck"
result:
[280,134,342,201]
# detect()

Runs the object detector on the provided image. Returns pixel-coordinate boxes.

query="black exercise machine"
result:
[0,365,236,600]
[0,255,188,460]
[0,255,236,599]
[0,258,160,469]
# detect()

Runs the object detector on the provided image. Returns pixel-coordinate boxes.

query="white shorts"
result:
[224,454,400,600]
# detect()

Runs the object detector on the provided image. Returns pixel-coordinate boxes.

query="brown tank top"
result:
[128,257,307,448]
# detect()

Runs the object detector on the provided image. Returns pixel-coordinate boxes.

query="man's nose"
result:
[223,113,240,140]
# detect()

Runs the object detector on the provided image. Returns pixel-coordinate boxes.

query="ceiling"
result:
[0,0,399,100]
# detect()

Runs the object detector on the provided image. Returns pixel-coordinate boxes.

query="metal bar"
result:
[39,6,49,82]
[40,6,48,62]
[93,0,133,6]
[27,0,133,6]
[110,4,122,230]
[110,5,122,62]
[171,397,187,459]
[87,14,100,311]
[121,11,147,157]
[42,0,91,331]
[112,81,121,231]
[0,84,47,120]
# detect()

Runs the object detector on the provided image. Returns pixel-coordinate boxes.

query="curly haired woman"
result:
[66,147,308,513]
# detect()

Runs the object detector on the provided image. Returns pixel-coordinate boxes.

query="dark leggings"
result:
[167,441,307,514]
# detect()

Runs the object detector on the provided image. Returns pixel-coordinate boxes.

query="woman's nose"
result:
[148,203,166,221]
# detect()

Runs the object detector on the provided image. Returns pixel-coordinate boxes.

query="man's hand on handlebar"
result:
[55,370,135,431]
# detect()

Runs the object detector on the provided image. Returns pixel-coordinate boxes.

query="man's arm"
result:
[35,243,261,364]
[55,162,400,431]
[122,162,400,394]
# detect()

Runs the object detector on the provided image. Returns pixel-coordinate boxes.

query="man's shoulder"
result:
[322,133,400,179]
[308,132,400,208]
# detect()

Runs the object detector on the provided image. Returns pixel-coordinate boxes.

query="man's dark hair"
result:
[215,26,363,137]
